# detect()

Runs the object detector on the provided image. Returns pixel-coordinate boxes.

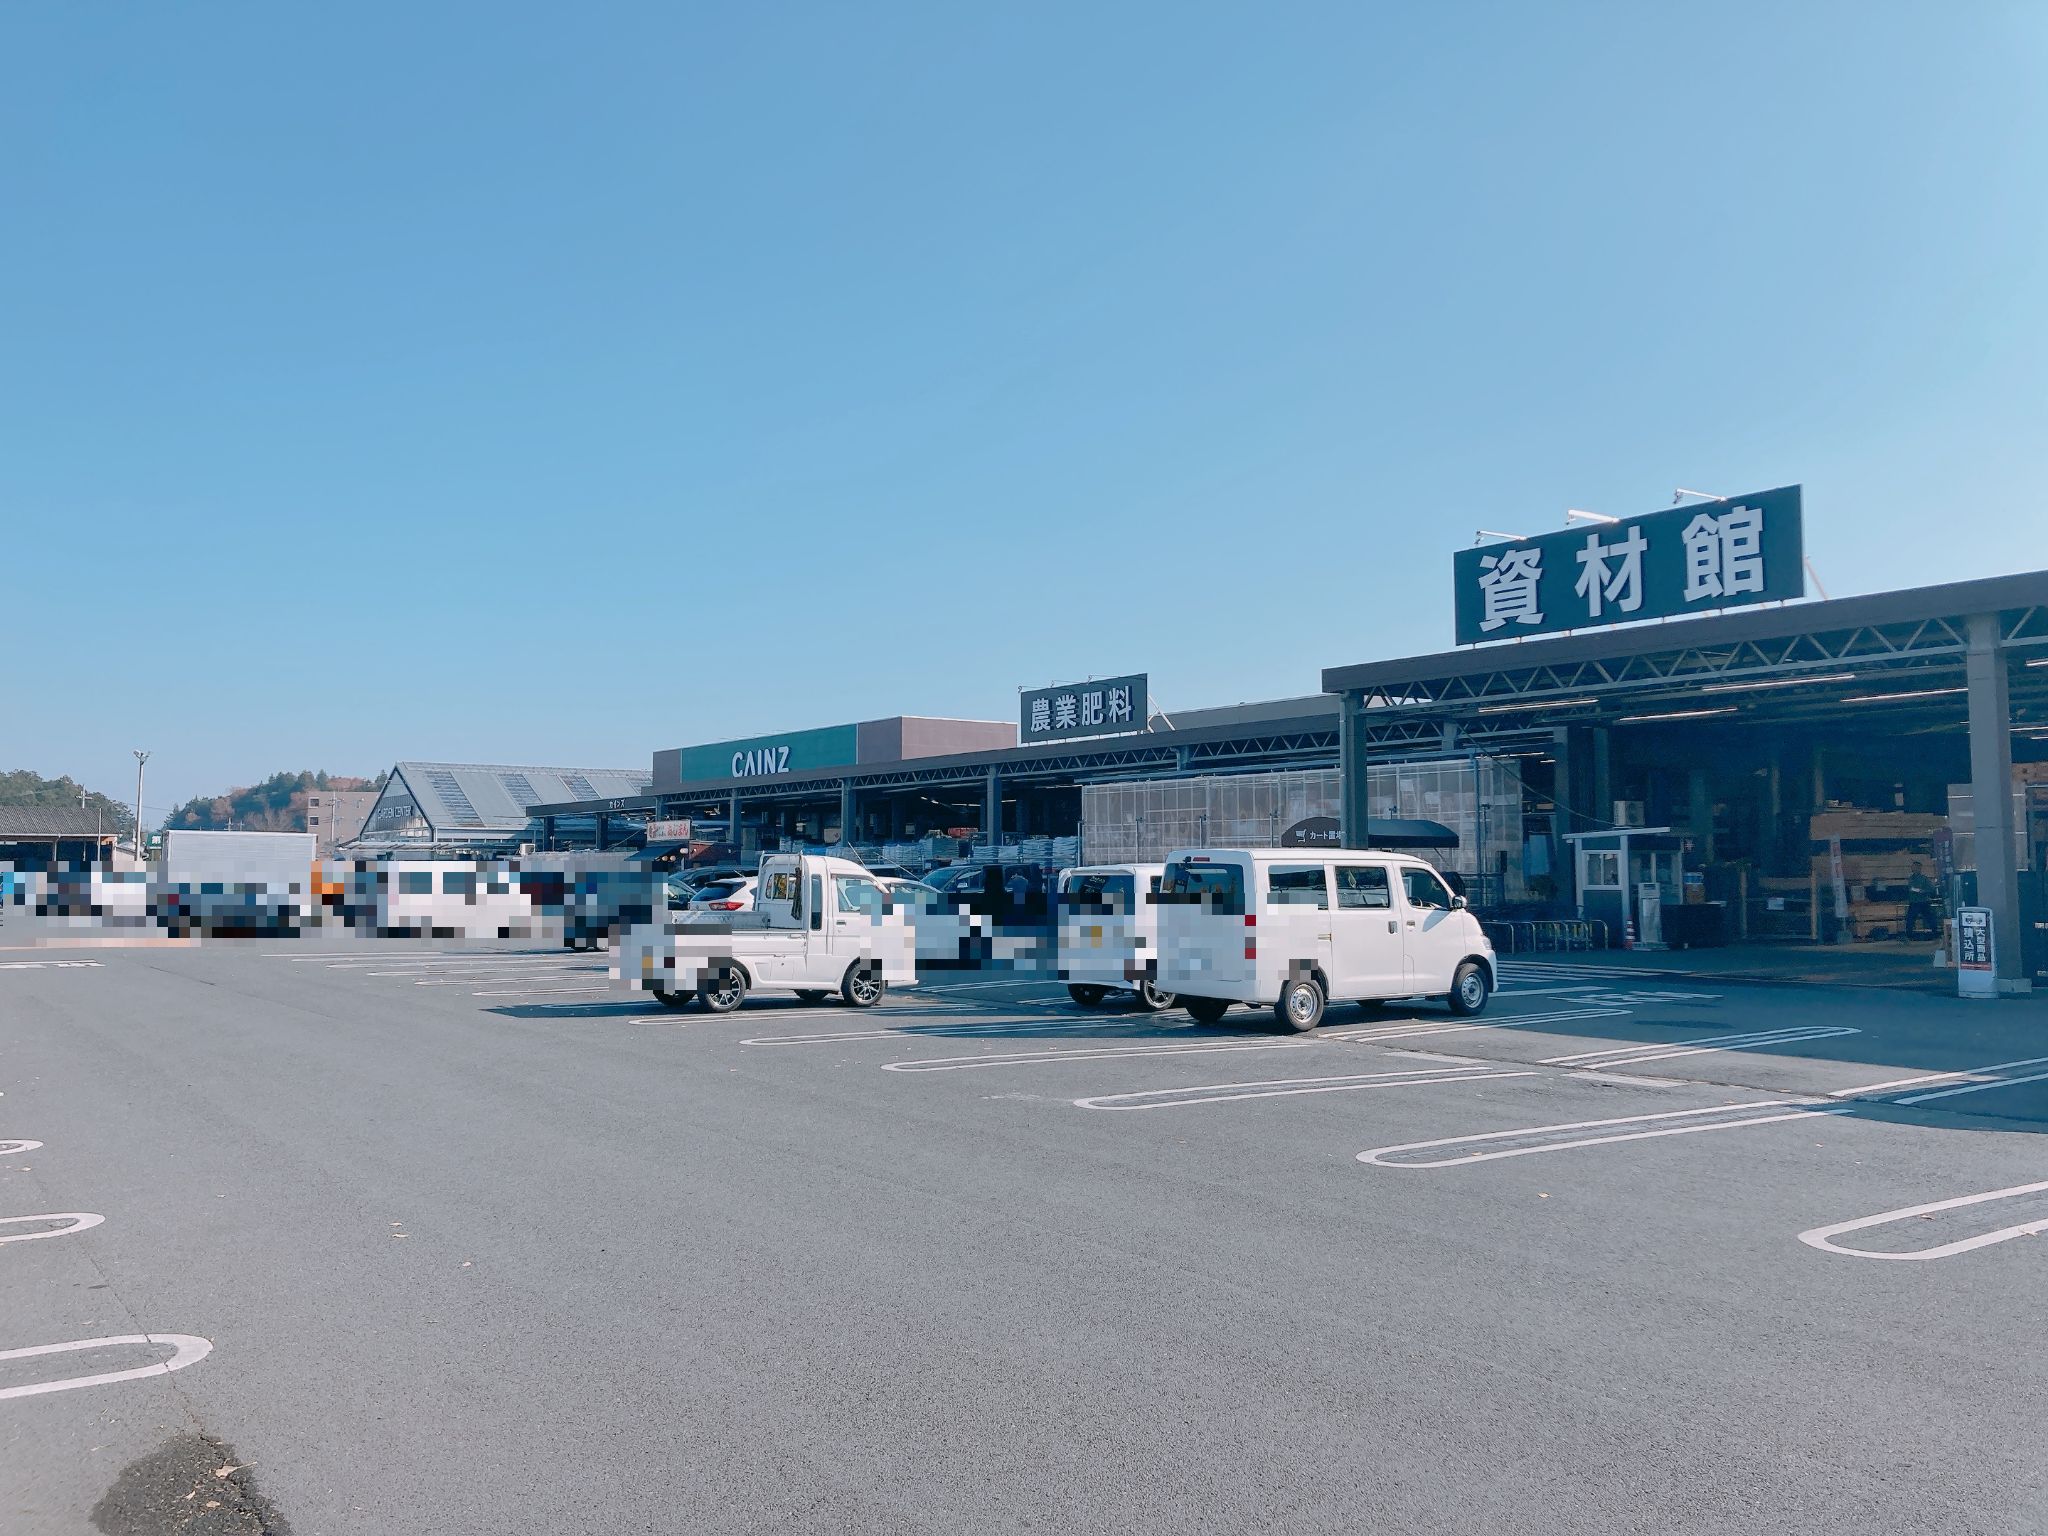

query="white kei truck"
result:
[614,853,916,1013]
[1055,863,1177,1011]
[1156,847,1496,1032]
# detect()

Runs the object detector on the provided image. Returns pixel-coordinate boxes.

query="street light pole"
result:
[133,751,150,863]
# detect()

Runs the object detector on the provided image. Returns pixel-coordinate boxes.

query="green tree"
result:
[162,771,382,833]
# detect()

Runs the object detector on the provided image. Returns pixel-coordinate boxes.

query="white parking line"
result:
[883,1038,1321,1073]
[0,1140,44,1156]
[744,1018,1136,1046]
[0,1212,105,1245]
[1832,1055,2048,1101]
[1798,1180,2048,1261]
[1357,1099,1847,1168]
[1538,1026,1859,1069]
[276,951,458,961]
[0,1334,213,1401]
[1074,1065,1540,1111]
[0,960,105,971]
[1894,1068,2048,1105]
[1323,1006,1632,1044]
[469,985,615,998]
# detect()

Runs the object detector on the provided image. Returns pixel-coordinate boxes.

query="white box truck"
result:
[614,852,916,1013]
[159,830,317,936]
[1155,847,1495,1031]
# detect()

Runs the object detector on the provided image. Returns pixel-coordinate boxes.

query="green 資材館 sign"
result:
[679,724,860,782]
[1453,486,1804,646]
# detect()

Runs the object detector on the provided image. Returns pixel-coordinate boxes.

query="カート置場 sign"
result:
[1453,487,1804,646]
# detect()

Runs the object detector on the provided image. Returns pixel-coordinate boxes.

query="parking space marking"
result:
[744,1018,1138,1046]
[1495,962,1681,985]
[1538,1025,1859,1069]
[1358,1099,1847,1168]
[276,951,459,961]
[884,1037,1322,1073]
[1832,1055,2048,1101]
[1074,1065,1540,1111]
[0,1212,105,1245]
[0,960,105,971]
[0,1140,44,1156]
[1530,988,1723,1006]
[1798,1180,2048,1262]
[0,1334,214,1402]
[469,985,616,998]
[1323,1005,1632,1044]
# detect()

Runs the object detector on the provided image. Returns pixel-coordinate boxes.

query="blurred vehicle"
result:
[921,862,1054,924]
[1056,863,1174,1011]
[876,875,981,967]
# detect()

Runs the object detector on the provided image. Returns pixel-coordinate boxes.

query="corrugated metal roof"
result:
[0,807,117,837]
[391,762,650,834]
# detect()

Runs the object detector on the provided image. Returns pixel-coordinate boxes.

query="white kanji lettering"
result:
[1573,524,1648,620]
[1028,696,1051,733]
[1106,685,1133,724]
[1682,505,1766,602]
[1052,693,1079,730]
[1080,690,1105,727]
[1477,547,1545,633]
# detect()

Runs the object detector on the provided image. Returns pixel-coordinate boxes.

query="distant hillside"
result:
[0,769,136,837]
[164,770,386,834]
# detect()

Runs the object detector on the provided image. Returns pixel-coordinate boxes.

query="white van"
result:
[1055,863,1175,1011]
[1156,848,1495,1031]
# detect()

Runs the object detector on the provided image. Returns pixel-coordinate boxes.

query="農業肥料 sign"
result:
[1453,487,1804,646]
[1019,673,1148,743]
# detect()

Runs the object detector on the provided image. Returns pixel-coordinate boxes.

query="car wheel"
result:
[841,963,885,1009]
[1275,976,1325,1033]
[1132,980,1175,1012]
[1447,962,1490,1016]
[1184,996,1232,1025]
[794,989,829,1005]
[699,969,747,1014]
[1067,984,1109,1008]
[653,987,695,1010]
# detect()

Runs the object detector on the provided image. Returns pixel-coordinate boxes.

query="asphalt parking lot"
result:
[4,944,2046,1534]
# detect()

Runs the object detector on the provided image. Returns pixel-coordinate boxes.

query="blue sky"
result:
[4,3,2045,816]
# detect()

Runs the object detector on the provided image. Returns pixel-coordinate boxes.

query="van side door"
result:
[1329,862,1407,999]
[1397,864,1467,992]
[1262,863,1333,996]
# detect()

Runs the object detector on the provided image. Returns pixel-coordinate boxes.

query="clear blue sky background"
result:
[5,3,2045,817]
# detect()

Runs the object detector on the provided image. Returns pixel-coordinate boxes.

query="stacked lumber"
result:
[1807,810,1946,940]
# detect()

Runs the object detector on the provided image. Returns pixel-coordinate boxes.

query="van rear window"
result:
[1060,873,1136,914]
[1159,860,1246,915]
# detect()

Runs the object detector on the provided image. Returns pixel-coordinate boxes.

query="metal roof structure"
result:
[355,762,651,848]
[1321,569,2048,751]
[530,708,1346,818]
[0,807,120,838]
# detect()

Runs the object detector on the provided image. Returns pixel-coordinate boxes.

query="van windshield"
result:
[1159,859,1246,915]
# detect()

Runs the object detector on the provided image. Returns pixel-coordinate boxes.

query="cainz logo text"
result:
[731,746,792,777]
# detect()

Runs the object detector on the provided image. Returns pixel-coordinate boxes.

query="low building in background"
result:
[0,807,133,871]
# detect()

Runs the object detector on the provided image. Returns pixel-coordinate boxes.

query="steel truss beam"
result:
[1357,610,2048,714]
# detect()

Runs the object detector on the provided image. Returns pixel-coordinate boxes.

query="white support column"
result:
[1965,612,2029,993]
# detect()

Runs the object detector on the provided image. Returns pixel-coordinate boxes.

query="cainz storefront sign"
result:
[1019,673,1148,743]
[1453,487,1804,646]
[679,724,859,782]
